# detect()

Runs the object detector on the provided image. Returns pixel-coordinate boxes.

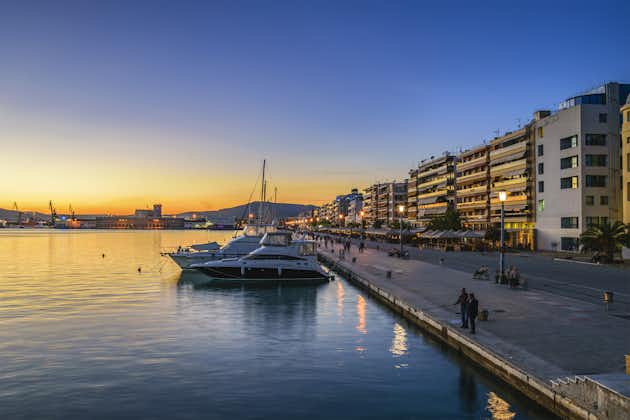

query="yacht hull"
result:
[190,266,331,287]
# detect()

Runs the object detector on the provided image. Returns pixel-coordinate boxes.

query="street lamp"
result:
[498,191,507,281]
[398,204,405,256]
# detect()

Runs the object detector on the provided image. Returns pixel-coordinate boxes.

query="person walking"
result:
[453,288,469,328]
[467,293,479,334]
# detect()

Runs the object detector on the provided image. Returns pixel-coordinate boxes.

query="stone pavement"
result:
[321,243,630,386]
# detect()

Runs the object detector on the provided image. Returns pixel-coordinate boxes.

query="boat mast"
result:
[258,159,266,226]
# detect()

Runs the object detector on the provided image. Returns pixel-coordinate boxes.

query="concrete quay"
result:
[318,244,630,419]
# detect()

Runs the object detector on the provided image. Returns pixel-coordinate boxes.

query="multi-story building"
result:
[455,145,490,231]
[621,94,630,224]
[363,181,407,227]
[346,193,364,226]
[408,154,455,227]
[534,82,630,251]
[489,127,535,249]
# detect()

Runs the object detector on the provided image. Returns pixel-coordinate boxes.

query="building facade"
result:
[534,83,630,251]
[489,127,535,249]
[455,145,490,231]
[621,94,630,224]
[363,181,407,227]
[408,154,455,227]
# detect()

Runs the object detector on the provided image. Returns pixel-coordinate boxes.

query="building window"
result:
[560,135,578,150]
[538,127,544,138]
[627,111,630,122]
[561,176,578,189]
[538,163,544,174]
[585,175,606,187]
[585,154,607,167]
[585,195,594,205]
[628,182,630,201]
[538,181,544,193]
[537,200,544,212]
[598,113,607,123]
[561,237,579,251]
[600,195,608,205]
[561,217,579,229]
[585,134,606,146]
[627,153,630,171]
[560,156,578,169]
[537,144,544,156]
[585,216,599,227]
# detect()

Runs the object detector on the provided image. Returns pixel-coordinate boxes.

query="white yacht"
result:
[165,224,279,269]
[188,232,330,286]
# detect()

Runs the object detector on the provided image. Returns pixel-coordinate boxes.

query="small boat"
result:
[188,232,331,286]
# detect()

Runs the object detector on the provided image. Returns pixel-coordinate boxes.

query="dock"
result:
[318,244,630,419]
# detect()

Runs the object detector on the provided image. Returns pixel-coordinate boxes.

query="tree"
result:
[579,221,627,262]
[484,225,501,242]
[373,220,384,229]
[426,207,462,231]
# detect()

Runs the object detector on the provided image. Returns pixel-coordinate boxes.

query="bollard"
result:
[386,270,392,279]
[352,257,356,263]
[604,291,614,304]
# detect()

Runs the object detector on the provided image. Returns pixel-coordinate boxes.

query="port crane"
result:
[49,201,57,226]
[69,204,76,220]
[12,202,22,225]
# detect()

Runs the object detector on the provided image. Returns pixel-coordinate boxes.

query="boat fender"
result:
[241,265,245,276]
[277,267,282,276]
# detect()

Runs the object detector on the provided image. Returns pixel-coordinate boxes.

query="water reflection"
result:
[486,391,516,420]
[389,322,408,357]
[356,295,367,334]
[336,281,344,321]
[458,367,478,414]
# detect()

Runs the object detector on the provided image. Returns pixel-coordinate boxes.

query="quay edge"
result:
[318,251,598,420]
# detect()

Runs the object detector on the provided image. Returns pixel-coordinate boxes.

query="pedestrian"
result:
[439,257,445,265]
[467,293,479,334]
[453,288,469,328]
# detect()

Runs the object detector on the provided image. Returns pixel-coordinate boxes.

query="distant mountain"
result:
[0,208,49,222]
[177,202,316,224]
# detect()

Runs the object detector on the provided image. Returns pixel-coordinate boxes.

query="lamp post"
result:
[398,204,405,256]
[498,191,507,281]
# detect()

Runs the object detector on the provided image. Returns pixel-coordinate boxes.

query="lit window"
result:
[537,200,544,212]
[560,156,578,169]
[538,127,544,138]
[561,176,578,189]
[560,135,578,149]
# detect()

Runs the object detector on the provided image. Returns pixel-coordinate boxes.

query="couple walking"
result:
[454,288,479,334]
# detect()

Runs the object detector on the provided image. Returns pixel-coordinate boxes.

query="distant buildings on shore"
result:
[313,81,630,252]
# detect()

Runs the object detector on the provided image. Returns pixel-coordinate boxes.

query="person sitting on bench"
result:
[473,265,488,279]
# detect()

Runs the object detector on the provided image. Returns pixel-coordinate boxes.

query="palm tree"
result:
[579,221,627,262]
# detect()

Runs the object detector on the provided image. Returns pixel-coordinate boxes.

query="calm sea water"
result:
[0,229,555,419]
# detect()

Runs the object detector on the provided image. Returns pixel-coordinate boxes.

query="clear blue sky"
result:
[1,0,629,212]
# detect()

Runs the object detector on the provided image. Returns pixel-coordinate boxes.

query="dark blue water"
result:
[0,230,556,419]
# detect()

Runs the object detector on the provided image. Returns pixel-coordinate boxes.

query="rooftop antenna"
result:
[517,118,522,128]
[494,129,500,138]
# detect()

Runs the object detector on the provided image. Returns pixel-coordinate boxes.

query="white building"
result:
[534,82,630,251]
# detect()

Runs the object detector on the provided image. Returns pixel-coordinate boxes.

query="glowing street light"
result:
[398,205,405,256]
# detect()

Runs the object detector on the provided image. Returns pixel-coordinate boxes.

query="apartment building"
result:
[408,154,456,228]
[621,94,630,224]
[489,127,535,249]
[363,181,407,227]
[534,82,630,251]
[455,145,490,231]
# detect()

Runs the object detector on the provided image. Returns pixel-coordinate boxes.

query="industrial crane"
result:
[49,201,57,226]
[69,204,75,220]
[12,202,22,225]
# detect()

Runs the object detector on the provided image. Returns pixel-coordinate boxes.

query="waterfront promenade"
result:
[319,241,630,418]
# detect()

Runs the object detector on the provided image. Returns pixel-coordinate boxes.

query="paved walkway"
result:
[318,234,630,313]
[320,243,630,388]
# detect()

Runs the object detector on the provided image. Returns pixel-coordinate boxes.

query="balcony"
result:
[417,174,450,190]
[456,200,487,210]
[457,170,487,184]
[490,159,527,178]
[456,155,486,172]
[490,141,527,162]
[456,184,487,197]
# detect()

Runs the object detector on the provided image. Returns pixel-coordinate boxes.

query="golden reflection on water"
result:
[356,294,367,335]
[389,322,408,357]
[336,281,344,321]
[486,391,516,420]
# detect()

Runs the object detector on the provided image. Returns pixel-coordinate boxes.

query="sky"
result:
[1,0,629,214]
